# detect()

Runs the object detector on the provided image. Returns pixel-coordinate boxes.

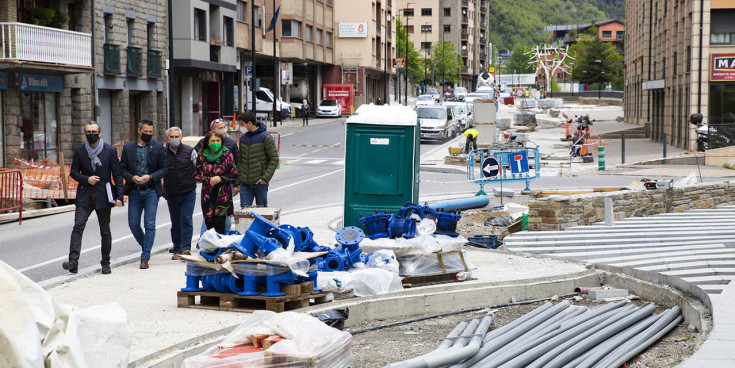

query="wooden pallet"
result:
[401,272,460,288]
[177,281,332,313]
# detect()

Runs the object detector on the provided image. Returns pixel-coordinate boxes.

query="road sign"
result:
[244,62,253,79]
[510,151,529,174]
[481,157,500,178]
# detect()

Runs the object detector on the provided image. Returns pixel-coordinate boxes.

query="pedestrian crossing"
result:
[280,157,345,166]
[292,144,346,149]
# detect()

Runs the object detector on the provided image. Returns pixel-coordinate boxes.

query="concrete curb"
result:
[0,204,75,223]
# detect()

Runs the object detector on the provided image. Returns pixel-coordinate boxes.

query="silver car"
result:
[417,106,457,141]
[443,101,472,130]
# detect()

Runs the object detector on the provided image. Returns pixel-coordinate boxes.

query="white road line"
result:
[296,153,309,157]
[269,169,343,193]
[304,159,327,164]
[333,160,345,165]
[280,133,294,138]
[312,149,323,153]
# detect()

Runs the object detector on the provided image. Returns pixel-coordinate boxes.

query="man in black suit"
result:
[63,121,123,275]
[120,120,168,269]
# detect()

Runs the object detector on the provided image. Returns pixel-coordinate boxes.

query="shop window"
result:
[21,93,58,162]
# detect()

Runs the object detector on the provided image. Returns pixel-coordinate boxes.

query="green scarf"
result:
[202,146,228,163]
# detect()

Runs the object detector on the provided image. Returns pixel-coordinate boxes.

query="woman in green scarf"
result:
[195,131,238,234]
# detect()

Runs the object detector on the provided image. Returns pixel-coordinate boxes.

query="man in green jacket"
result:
[236,111,279,207]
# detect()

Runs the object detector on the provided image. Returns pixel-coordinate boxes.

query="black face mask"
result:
[86,133,99,144]
[141,133,153,143]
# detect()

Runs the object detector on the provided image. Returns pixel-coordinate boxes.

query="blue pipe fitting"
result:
[298,227,331,253]
[199,247,227,262]
[321,253,346,272]
[398,203,436,220]
[434,211,462,237]
[360,212,391,239]
[263,265,297,297]
[181,264,203,292]
[238,274,259,296]
[267,226,294,248]
[244,230,282,258]
[236,213,280,257]
[388,216,417,239]
[336,226,365,246]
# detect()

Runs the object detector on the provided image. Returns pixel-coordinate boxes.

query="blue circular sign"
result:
[482,157,500,178]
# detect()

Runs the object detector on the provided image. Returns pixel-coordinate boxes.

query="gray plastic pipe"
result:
[495,304,637,368]
[385,316,493,368]
[600,316,683,368]
[539,304,657,367]
[480,302,554,344]
[592,306,681,368]
[448,301,572,368]
[437,321,469,351]
[572,312,665,368]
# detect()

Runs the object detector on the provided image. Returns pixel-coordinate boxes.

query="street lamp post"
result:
[594,59,602,100]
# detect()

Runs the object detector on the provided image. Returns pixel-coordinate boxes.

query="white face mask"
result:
[240,126,248,133]
[169,138,181,147]
[219,128,228,136]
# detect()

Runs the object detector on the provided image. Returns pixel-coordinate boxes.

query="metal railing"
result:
[127,46,142,75]
[0,169,23,225]
[147,49,162,77]
[0,22,91,67]
[103,43,120,73]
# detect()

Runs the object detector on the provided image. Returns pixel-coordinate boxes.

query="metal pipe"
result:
[449,301,572,368]
[539,304,657,367]
[495,304,635,368]
[592,306,681,368]
[427,196,489,212]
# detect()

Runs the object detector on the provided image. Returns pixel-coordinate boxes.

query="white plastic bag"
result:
[197,229,244,253]
[366,249,400,274]
[317,268,403,297]
[416,218,437,236]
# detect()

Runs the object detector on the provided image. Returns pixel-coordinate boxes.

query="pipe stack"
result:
[385,300,682,368]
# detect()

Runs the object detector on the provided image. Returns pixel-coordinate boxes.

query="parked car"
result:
[465,92,492,118]
[416,94,436,107]
[417,105,457,141]
[315,99,342,118]
[453,86,468,101]
[443,101,472,130]
[253,87,292,120]
[426,87,441,102]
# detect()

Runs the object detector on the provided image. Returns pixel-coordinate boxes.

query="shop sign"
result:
[339,23,368,38]
[0,72,7,90]
[19,74,62,93]
[711,53,735,81]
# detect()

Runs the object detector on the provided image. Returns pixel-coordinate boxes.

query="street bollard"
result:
[598,145,605,171]
[621,133,626,164]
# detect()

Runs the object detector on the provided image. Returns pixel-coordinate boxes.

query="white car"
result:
[315,99,342,118]
[417,105,457,141]
[465,92,491,118]
[453,86,468,101]
[443,101,472,130]
[416,95,436,107]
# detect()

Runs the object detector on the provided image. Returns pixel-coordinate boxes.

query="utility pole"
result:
[272,0,278,127]
[423,22,430,95]
[250,0,256,114]
[404,2,414,106]
[384,11,390,104]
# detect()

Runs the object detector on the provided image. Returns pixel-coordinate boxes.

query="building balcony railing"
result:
[462,16,469,23]
[461,32,469,40]
[0,22,91,67]
[461,49,468,56]
[147,49,162,78]
[126,46,142,75]
[103,43,120,74]
[479,52,485,59]
[462,0,469,7]
[481,6,487,13]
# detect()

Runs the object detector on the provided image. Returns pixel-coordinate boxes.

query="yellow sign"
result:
[489,66,495,73]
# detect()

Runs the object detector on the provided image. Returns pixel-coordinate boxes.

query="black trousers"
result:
[205,215,227,235]
[302,113,309,126]
[69,205,112,266]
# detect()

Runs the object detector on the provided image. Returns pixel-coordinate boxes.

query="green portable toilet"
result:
[343,105,420,229]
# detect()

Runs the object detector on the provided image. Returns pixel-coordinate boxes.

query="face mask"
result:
[209,142,222,152]
[220,128,228,136]
[86,133,99,144]
[169,138,181,148]
[141,133,153,143]
[240,126,248,133]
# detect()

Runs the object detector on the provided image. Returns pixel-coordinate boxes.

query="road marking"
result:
[293,144,345,149]
[332,160,345,165]
[304,159,327,164]
[280,133,294,138]
[269,169,343,193]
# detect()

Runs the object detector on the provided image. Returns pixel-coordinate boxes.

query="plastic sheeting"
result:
[0,260,130,368]
[360,235,467,257]
[398,250,471,277]
[317,268,404,297]
[182,311,354,368]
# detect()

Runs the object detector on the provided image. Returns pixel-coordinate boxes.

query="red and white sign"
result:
[323,84,354,115]
[338,23,368,38]
[711,53,735,81]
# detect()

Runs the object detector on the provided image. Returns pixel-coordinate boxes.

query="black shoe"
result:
[62,261,78,274]
[168,247,177,253]
[101,265,111,274]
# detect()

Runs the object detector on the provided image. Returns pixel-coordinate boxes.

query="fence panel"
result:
[0,169,23,224]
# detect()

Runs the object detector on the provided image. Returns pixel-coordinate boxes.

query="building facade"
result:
[0,0,93,167]
[96,0,168,143]
[546,20,626,54]
[395,0,489,92]
[331,0,394,106]
[171,0,236,136]
[624,0,730,150]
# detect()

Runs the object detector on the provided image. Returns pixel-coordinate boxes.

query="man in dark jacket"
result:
[120,120,168,269]
[163,126,197,258]
[237,111,279,207]
[194,118,239,233]
[63,121,123,275]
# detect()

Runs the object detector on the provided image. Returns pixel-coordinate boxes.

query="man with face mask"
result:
[163,127,197,259]
[63,121,123,275]
[120,120,168,269]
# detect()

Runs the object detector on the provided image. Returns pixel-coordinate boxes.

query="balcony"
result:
[461,49,468,57]
[103,44,120,74]
[481,6,487,13]
[0,22,91,67]
[147,50,162,78]
[126,46,142,75]
[462,0,469,6]
[462,15,469,24]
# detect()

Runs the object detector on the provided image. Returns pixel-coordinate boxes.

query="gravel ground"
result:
[349,294,704,368]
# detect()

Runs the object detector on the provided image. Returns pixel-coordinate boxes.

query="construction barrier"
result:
[11,158,77,200]
[0,169,23,224]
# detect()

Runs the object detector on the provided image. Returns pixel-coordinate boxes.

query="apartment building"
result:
[546,20,626,54]
[624,0,733,150]
[171,0,237,136]
[0,0,93,166]
[395,0,489,91]
[330,0,394,106]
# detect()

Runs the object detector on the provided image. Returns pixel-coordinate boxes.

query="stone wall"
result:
[528,181,735,231]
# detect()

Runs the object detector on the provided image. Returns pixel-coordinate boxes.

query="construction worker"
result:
[463,128,479,153]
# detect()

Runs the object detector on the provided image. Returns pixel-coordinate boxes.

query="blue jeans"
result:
[167,189,196,251]
[200,215,232,235]
[128,188,159,260]
[240,183,269,208]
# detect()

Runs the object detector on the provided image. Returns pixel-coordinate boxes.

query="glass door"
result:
[21,92,58,163]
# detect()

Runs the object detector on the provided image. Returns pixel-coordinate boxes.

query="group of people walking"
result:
[62,111,279,274]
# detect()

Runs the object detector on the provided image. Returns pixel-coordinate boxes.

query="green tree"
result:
[506,45,535,74]
[428,41,463,86]
[570,36,622,90]
[395,18,423,84]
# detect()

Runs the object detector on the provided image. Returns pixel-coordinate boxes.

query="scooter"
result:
[690,113,707,152]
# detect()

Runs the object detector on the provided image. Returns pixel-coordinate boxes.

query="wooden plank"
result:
[176,289,332,313]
